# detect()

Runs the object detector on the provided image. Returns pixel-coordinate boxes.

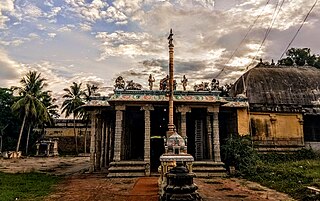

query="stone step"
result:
[192,161,225,167]
[109,161,146,166]
[192,161,227,178]
[108,166,146,172]
[107,172,146,178]
[107,160,147,177]
[194,172,227,178]
[192,167,226,172]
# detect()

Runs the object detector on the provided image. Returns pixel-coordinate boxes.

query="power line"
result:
[279,0,318,60]
[251,0,284,63]
[247,0,285,70]
[214,0,271,79]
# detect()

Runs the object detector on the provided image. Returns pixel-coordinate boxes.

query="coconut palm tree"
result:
[12,71,51,153]
[82,84,98,154]
[61,82,85,154]
[25,91,59,155]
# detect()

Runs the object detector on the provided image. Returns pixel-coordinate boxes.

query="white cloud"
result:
[47,7,62,18]
[96,31,164,59]
[48,33,57,38]
[58,25,75,32]
[0,49,20,87]
[101,6,127,24]
[0,0,15,29]
[79,23,92,31]
[24,4,43,18]
[28,33,39,39]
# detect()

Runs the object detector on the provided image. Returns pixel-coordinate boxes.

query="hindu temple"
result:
[83,29,249,177]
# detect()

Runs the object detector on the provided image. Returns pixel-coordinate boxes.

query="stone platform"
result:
[107,161,147,177]
[192,161,227,177]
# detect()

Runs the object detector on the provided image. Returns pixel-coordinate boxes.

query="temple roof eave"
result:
[81,90,249,108]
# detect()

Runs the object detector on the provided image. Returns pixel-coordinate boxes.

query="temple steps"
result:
[107,161,147,177]
[192,161,227,178]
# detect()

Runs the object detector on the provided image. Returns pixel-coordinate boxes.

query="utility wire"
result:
[279,0,318,60]
[247,0,285,70]
[214,0,271,79]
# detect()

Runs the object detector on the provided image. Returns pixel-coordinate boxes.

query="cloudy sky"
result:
[1,0,320,103]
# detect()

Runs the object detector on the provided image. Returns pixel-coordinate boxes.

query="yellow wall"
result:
[45,127,90,137]
[237,108,250,136]
[250,112,304,146]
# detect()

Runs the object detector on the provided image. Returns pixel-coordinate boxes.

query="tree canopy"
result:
[11,71,55,153]
[61,82,85,154]
[278,48,320,68]
[0,88,20,151]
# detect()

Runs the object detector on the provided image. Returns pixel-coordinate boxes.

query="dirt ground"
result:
[0,157,296,201]
[0,156,90,175]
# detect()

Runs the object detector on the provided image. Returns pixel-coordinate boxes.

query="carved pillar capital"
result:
[207,106,219,113]
[141,104,154,111]
[176,105,191,114]
[115,104,126,111]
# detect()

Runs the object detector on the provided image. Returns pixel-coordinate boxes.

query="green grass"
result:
[0,172,61,201]
[246,159,320,201]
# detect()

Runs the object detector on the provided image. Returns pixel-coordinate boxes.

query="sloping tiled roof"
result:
[230,66,320,106]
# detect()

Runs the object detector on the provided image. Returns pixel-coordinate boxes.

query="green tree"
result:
[61,82,85,154]
[82,84,98,154]
[278,48,320,67]
[24,91,59,155]
[11,71,51,153]
[0,88,19,152]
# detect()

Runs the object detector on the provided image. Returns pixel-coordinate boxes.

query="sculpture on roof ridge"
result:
[211,79,219,91]
[114,76,125,90]
[148,74,155,90]
[219,83,233,97]
[194,82,210,91]
[126,80,142,90]
[181,75,188,91]
[159,75,169,90]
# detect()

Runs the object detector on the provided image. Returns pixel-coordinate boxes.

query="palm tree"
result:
[12,71,51,153]
[61,82,85,154]
[25,91,59,155]
[83,84,98,154]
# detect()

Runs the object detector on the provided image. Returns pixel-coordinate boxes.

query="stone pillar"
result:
[36,143,40,156]
[95,113,102,170]
[53,139,59,156]
[46,142,50,156]
[212,107,221,162]
[100,120,105,169]
[114,105,125,161]
[206,114,213,160]
[89,111,97,172]
[176,106,191,138]
[141,104,154,176]
[105,119,110,167]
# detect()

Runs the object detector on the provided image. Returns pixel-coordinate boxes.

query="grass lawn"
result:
[246,159,320,201]
[0,172,61,201]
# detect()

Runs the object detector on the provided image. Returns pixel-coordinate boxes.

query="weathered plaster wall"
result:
[250,112,304,147]
[237,108,250,136]
[45,127,90,137]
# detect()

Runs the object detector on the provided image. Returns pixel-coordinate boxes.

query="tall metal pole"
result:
[167,29,175,138]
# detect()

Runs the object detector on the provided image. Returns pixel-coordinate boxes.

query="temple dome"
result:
[230,66,320,106]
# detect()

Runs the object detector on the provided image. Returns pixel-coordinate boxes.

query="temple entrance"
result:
[150,106,167,171]
[304,115,320,141]
[123,106,144,160]
[187,108,209,160]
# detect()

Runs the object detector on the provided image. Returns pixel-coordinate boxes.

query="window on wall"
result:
[304,115,320,141]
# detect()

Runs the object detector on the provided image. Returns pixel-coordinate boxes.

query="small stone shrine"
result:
[35,138,59,157]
